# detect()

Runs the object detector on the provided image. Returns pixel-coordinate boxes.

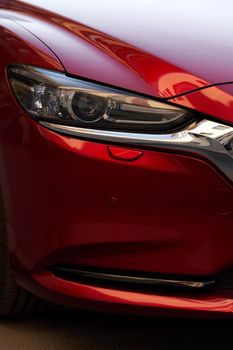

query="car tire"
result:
[0,193,46,317]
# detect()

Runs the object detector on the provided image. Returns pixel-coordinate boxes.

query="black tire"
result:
[0,193,46,317]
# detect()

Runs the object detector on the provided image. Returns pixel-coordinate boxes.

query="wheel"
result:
[0,193,46,317]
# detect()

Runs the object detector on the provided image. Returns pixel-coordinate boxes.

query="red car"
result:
[0,0,232,318]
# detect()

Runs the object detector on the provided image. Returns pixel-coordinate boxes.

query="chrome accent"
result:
[40,120,233,182]
[51,267,215,289]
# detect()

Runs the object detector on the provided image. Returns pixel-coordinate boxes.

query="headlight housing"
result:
[8,65,196,133]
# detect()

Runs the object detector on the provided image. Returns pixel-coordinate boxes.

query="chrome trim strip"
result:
[51,267,215,289]
[40,120,233,182]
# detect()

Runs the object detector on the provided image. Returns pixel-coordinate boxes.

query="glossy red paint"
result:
[2,1,233,101]
[33,272,233,315]
[1,7,206,99]
[2,111,232,315]
[2,2,233,124]
[169,84,233,125]
[1,114,232,277]
[0,0,233,316]
[12,269,233,318]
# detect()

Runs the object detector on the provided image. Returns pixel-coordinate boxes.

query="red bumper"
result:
[1,114,233,315]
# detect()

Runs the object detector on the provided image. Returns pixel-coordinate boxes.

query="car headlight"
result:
[8,65,196,133]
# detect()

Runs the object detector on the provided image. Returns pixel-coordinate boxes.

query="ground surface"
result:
[0,309,231,349]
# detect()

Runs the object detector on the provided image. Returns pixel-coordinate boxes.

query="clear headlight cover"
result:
[8,65,196,133]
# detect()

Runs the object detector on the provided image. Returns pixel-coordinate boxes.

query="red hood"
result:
[3,0,233,100]
[2,0,233,126]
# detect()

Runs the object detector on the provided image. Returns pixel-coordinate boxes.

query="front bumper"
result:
[1,113,233,315]
[16,270,233,317]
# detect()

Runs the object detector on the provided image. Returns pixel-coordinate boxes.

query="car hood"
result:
[2,1,233,112]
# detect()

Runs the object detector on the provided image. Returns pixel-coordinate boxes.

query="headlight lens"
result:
[8,65,196,133]
[71,92,108,123]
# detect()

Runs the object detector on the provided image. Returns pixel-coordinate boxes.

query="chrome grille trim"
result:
[40,120,233,182]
